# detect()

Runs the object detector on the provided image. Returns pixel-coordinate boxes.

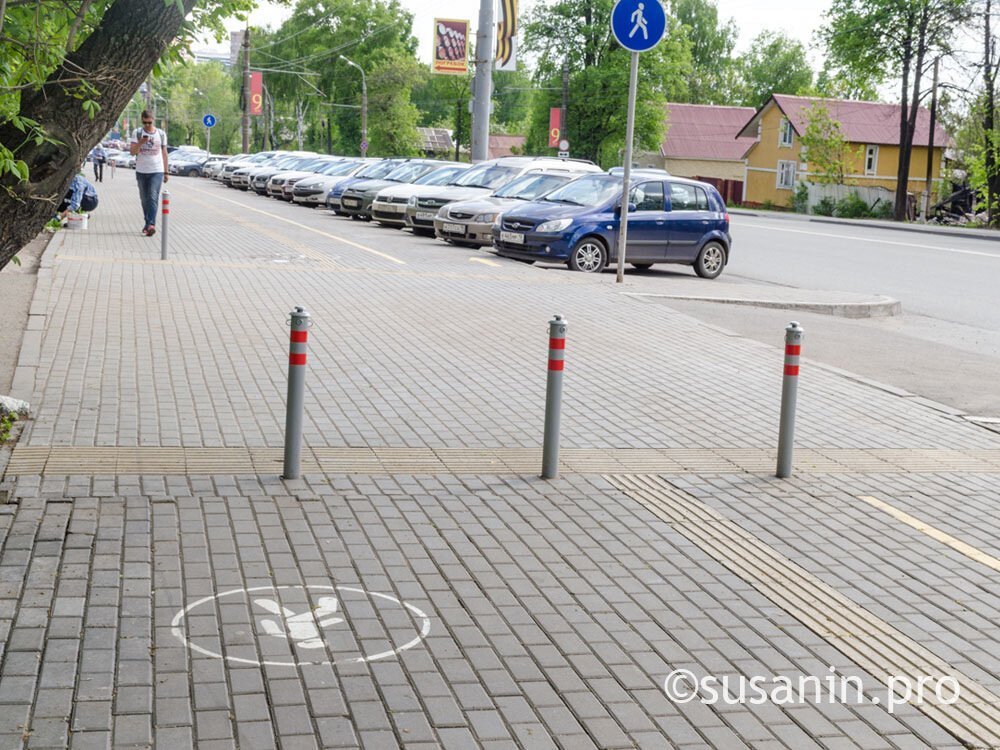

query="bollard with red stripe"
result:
[283,306,311,479]
[160,188,170,261]
[541,314,567,479]
[776,321,803,478]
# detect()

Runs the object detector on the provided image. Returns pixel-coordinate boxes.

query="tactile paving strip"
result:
[5,446,1000,476]
[609,473,1000,750]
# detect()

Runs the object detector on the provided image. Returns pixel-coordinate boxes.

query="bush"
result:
[833,192,871,218]
[792,183,809,213]
[813,196,836,216]
[761,199,775,211]
[871,199,893,219]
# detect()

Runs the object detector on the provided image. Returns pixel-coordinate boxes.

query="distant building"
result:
[737,94,950,207]
[488,135,526,159]
[656,103,756,181]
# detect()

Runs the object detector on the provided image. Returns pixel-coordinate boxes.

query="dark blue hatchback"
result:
[492,173,731,277]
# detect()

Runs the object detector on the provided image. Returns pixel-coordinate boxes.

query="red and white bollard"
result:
[160,188,170,260]
[776,321,803,478]
[283,307,310,479]
[541,314,567,479]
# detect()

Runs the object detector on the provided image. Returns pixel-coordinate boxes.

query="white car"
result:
[268,158,348,201]
[371,163,473,226]
[291,160,370,206]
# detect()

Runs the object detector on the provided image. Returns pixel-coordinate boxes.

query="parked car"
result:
[492,173,731,277]
[110,151,132,169]
[326,159,406,214]
[339,160,457,221]
[245,154,321,195]
[266,157,341,199]
[370,163,473,227]
[404,156,603,236]
[291,160,369,206]
[170,154,212,177]
[219,151,282,186]
[433,170,591,246]
[202,156,234,179]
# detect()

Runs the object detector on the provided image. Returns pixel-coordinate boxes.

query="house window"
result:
[865,145,879,175]
[777,160,797,190]
[779,118,794,147]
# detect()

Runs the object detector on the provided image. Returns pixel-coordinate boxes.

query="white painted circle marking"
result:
[170,585,431,667]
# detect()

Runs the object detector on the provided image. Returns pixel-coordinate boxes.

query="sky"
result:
[205,0,832,66]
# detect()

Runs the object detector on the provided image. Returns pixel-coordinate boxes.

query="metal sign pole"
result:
[615,51,639,285]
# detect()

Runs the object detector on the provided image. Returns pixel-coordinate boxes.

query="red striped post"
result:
[542,314,567,479]
[283,307,311,479]
[160,189,170,260]
[776,321,803,478]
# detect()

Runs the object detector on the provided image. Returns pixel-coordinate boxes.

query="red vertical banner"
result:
[250,72,263,115]
[548,108,561,148]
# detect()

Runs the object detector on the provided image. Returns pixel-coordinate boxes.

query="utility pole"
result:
[561,59,569,153]
[455,97,462,161]
[923,57,939,222]
[471,0,494,161]
[241,27,251,153]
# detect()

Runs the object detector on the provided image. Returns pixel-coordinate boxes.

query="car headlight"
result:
[535,218,573,233]
[408,196,417,206]
[473,212,499,224]
[436,207,448,219]
[493,214,503,227]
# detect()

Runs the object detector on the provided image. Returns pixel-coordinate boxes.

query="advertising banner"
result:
[548,108,561,148]
[432,19,469,75]
[250,71,263,115]
[495,0,518,71]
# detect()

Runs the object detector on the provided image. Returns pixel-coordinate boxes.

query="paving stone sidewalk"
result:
[0,176,997,750]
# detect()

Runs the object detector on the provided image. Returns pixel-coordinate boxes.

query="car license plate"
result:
[500,231,524,244]
[415,211,436,221]
[343,198,359,207]
[442,222,465,235]
[381,204,403,213]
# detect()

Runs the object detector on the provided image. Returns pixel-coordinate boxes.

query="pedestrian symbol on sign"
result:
[630,3,648,39]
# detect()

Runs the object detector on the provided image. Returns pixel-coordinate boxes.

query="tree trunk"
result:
[894,19,915,221]
[896,10,928,223]
[0,0,195,268]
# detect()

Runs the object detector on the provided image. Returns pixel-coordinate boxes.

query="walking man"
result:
[129,110,169,236]
[91,143,106,182]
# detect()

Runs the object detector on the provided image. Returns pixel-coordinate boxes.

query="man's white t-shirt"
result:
[130,128,167,174]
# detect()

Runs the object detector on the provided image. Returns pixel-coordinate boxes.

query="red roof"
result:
[488,135,526,158]
[738,94,951,147]
[661,103,757,161]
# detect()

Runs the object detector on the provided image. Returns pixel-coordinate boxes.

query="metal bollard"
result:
[541,314,567,479]
[776,321,803,478]
[160,188,170,261]
[283,307,311,479]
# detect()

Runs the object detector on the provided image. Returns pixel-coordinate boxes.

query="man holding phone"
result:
[129,109,169,236]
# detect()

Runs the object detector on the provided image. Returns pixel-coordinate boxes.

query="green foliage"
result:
[833,191,871,218]
[799,102,853,185]
[259,0,418,155]
[792,182,809,213]
[871,199,893,218]
[761,199,775,210]
[734,31,813,108]
[368,51,423,156]
[813,196,836,215]
[0,413,16,444]
[673,0,739,104]
[522,0,692,166]
[155,61,241,151]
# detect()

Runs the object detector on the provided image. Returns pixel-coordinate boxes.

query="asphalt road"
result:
[677,214,1000,419]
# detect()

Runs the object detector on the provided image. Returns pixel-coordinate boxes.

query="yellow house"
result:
[736,94,949,207]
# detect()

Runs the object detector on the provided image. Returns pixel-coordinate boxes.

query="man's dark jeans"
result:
[136,172,164,228]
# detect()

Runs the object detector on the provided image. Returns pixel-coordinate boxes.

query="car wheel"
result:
[184,168,197,177]
[631,263,653,270]
[569,237,608,273]
[694,241,726,279]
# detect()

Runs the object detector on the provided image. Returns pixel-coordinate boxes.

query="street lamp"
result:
[339,54,367,157]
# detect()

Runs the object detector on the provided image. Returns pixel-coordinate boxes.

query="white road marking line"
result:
[739,222,1000,259]
[469,257,501,267]
[858,495,1000,573]
[187,184,406,265]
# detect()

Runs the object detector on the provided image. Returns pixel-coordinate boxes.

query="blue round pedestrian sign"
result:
[610,0,666,53]
[203,114,216,128]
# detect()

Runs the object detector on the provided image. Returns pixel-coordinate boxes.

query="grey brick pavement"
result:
[1,176,998,749]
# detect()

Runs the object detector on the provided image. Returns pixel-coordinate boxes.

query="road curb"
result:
[623,292,902,318]
[728,209,1000,243]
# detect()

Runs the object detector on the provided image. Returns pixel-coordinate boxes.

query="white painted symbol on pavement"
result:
[171,584,431,667]
[630,3,649,39]
[256,596,344,648]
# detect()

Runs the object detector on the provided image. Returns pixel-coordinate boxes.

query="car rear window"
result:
[669,183,709,211]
